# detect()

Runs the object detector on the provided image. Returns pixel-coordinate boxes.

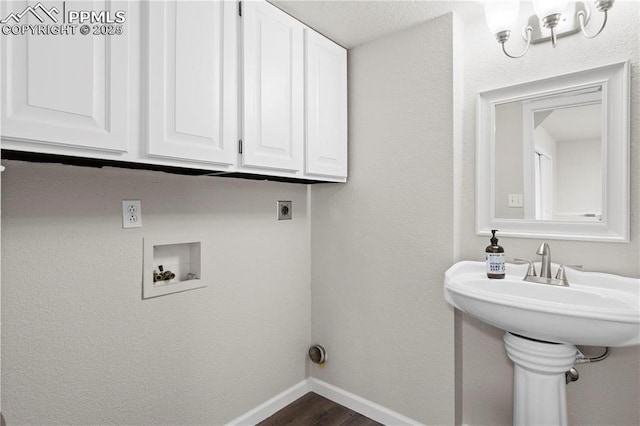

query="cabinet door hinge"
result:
[238,1,242,16]
[238,140,243,154]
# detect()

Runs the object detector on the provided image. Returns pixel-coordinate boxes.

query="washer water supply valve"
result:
[309,344,327,368]
[153,265,176,283]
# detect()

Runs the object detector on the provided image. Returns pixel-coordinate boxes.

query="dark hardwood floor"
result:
[257,392,382,426]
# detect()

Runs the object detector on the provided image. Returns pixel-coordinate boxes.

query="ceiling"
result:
[270,0,482,49]
[540,104,602,142]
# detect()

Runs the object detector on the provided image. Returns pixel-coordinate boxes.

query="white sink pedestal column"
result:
[503,332,578,426]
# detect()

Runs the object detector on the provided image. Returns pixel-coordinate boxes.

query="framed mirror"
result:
[476,62,629,242]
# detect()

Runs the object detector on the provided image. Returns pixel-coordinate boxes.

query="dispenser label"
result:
[486,253,505,274]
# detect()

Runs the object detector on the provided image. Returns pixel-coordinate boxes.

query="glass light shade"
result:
[532,0,570,19]
[485,1,520,34]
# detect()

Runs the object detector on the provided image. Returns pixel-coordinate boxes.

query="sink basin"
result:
[444,261,640,347]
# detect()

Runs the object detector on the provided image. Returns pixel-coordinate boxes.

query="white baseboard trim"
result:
[225,377,424,426]
[225,379,311,426]
[309,378,424,426]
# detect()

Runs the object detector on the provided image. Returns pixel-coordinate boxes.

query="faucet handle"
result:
[555,264,583,286]
[513,258,537,278]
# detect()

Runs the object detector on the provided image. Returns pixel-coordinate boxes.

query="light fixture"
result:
[485,0,615,58]
[531,0,569,46]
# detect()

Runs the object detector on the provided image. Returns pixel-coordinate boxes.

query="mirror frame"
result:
[476,61,630,242]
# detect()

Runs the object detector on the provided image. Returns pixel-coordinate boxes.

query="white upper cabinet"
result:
[1,1,130,154]
[1,0,347,182]
[146,0,237,167]
[241,0,304,173]
[305,28,347,179]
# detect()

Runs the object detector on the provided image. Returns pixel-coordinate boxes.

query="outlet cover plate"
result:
[122,200,142,228]
[278,201,292,220]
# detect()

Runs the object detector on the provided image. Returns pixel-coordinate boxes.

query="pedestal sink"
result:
[444,261,640,425]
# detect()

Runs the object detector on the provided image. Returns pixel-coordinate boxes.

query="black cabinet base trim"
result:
[1,150,322,184]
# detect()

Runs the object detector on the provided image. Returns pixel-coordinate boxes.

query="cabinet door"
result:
[1,1,130,153]
[146,0,236,166]
[305,29,348,178]
[242,0,303,172]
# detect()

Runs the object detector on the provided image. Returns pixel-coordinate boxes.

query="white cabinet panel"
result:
[242,0,303,172]
[146,0,236,166]
[305,29,347,178]
[1,1,130,153]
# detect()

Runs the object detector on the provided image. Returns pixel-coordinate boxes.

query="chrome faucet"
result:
[514,242,578,287]
[537,242,552,279]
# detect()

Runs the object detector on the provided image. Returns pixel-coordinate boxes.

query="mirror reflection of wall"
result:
[493,88,602,222]
[535,104,602,221]
[494,101,524,219]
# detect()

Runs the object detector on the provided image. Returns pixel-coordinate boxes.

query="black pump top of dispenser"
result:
[486,230,503,253]
[490,229,499,246]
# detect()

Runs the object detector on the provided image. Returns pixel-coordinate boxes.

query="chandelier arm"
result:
[501,27,532,59]
[578,10,609,39]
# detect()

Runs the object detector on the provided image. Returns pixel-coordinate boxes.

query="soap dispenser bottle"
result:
[486,229,505,279]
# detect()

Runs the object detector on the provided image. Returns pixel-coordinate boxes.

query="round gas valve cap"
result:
[308,344,327,364]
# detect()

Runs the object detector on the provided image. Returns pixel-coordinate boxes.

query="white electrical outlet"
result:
[122,200,142,228]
